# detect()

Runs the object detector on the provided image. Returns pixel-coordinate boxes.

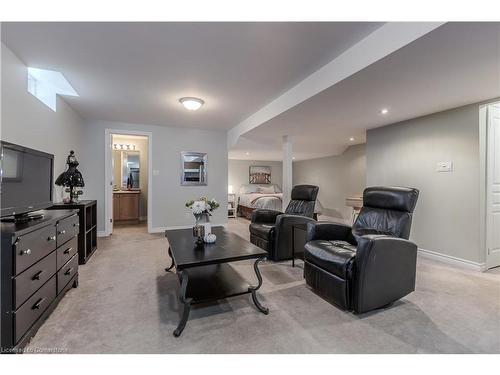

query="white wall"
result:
[293,144,366,220]
[112,135,149,220]
[228,159,283,195]
[1,43,85,201]
[366,103,484,264]
[81,120,228,232]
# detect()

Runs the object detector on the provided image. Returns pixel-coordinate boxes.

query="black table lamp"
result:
[55,150,85,203]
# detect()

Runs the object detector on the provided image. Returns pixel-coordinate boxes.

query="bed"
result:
[237,184,324,220]
[237,184,283,219]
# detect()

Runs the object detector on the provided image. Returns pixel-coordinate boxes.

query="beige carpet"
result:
[25,219,500,353]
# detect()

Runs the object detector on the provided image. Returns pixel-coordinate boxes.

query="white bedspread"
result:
[239,193,283,211]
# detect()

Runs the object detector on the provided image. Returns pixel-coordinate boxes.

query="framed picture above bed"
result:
[249,166,271,184]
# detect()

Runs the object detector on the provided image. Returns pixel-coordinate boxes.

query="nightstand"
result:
[228,193,236,218]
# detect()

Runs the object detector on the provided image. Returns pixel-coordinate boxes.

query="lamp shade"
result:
[55,150,85,187]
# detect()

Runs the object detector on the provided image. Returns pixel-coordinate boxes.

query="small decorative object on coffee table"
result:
[185,197,220,245]
[55,150,85,203]
[204,232,216,243]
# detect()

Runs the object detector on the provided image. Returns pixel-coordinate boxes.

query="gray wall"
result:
[367,103,483,263]
[1,43,228,233]
[228,159,283,194]
[293,144,366,220]
[1,43,85,200]
[81,120,228,232]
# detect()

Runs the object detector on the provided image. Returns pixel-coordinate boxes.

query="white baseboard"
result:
[418,248,487,272]
[150,223,227,233]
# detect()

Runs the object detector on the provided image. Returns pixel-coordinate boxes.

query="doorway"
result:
[484,102,500,269]
[104,129,152,235]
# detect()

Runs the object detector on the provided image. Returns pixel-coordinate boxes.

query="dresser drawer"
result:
[56,214,80,247]
[14,251,57,309]
[14,225,57,275]
[14,276,56,344]
[57,254,78,294]
[57,236,78,270]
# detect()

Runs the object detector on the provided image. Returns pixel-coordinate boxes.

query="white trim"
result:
[418,248,487,272]
[104,128,153,236]
[479,104,488,268]
[150,223,227,234]
[97,231,107,237]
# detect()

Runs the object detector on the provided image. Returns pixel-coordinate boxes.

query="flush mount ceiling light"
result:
[380,108,389,115]
[179,97,204,111]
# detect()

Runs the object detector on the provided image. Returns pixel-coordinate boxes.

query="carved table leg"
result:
[248,257,269,315]
[165,246,175,272]
[174,270,192,337]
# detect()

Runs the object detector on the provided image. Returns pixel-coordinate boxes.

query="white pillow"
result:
[273,184,282,193]
[259,185,275,194]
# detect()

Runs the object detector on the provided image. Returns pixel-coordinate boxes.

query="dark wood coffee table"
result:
[164,227,269,337]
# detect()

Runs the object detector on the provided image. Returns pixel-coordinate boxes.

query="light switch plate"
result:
[436,161,453,172]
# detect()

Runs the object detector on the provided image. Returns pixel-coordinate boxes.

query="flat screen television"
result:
[0,141,54,220]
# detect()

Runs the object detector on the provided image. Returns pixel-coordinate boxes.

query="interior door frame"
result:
[104,128,153,235]
[480,100,500,270]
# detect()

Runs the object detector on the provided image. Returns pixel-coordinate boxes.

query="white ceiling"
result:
[1,22,382,129]
[230,22,500,161]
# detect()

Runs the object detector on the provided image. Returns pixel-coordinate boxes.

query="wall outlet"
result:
[153,169,160,176]
[436,161,453,172]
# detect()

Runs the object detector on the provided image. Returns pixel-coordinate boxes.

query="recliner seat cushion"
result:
[304,240,356,279]
[249,223,275,239]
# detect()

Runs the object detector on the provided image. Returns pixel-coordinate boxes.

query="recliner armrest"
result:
[305,221,352,242]
[251,209,283,224]
[353,235,418,313]
[272,214,316,260]
[275,214,315,232]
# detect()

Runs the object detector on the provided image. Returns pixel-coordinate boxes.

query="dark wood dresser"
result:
[49,200,97,264]
[1,210,79,353]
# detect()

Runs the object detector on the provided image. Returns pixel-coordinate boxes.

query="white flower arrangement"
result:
[185,197,220,216]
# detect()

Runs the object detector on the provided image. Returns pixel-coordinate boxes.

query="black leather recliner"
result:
[250,185,319,261]
[304,186,419,314]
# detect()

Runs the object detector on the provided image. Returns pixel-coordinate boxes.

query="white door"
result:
[486,105,500,269]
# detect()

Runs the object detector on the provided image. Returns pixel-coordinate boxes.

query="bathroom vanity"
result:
[113,190,140,224]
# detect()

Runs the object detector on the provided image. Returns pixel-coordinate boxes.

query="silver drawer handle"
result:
[21,249,31,255]
[74,223,80,227]
[59,230,66,235]
[65,267,74,276]
[48,235,56,241]
[64,247,73,255]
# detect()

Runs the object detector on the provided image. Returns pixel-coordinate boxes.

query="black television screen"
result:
[0,141,54,217]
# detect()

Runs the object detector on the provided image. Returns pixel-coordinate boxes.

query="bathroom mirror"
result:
[181,152,207,186]
[113,150,140,189]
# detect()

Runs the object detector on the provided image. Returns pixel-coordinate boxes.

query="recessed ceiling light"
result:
[245,152,250,156]
[179,97,204,111]
[292,157,296,160]
[380,108,389,115]
[349,137,355,142]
